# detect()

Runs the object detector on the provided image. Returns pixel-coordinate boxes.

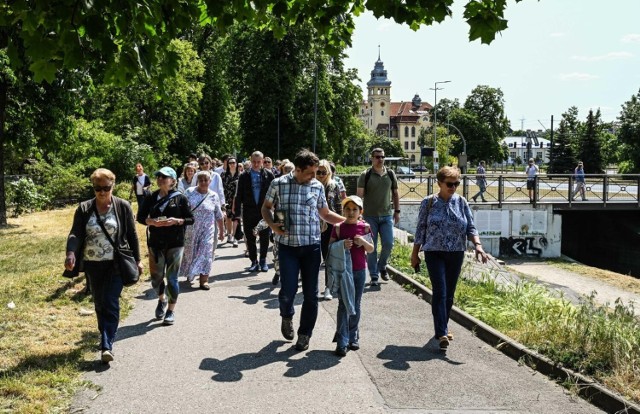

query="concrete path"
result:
[505,260,639,309]
[72,242,603,413]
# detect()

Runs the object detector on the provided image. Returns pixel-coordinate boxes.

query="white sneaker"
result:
[323,287,333,300]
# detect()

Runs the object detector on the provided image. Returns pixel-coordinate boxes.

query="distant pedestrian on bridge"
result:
[410,166,488,352]
[572,161,587,201]
[525,158,538,203]
[471,160,487,202]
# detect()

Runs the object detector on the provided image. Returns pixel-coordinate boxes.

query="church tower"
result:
[365,48,391,134]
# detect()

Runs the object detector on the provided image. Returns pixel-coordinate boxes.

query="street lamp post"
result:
[429,80,451,172]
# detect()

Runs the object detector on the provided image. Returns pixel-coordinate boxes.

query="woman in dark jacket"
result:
[64,168,142,364]
[137,166,193,326]
[130,163,152,207]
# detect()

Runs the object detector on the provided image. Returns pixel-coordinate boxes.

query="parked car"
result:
[412,165,428,172]
[396,166,415,178]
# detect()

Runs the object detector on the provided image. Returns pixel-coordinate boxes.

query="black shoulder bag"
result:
[93,203,140,287]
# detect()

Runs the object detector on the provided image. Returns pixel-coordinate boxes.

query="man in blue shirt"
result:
[262,149,344,351]
[571,161,587,201]
[234,151,274,272]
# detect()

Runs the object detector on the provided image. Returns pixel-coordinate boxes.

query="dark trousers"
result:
[278,243,321,337]
[84,261,124,351]
[243,210,270,263]
[424,251,465,338]
[320,224,333,286]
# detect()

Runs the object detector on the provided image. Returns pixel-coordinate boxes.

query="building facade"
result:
[359,54,432,165]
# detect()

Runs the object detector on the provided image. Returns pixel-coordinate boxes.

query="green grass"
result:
[389,243,640,403]
[0,207,145,413]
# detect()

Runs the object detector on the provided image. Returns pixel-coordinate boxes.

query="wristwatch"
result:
[394,209,401,214]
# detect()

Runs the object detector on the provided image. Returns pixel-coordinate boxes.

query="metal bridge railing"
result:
[340,174,640,207]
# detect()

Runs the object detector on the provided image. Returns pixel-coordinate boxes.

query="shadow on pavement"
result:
[376,340,465,371]
[199,340,340,381]
[228,281,303,309]
[116,318,165,341]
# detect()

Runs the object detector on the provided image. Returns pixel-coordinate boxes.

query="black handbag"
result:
[94,204,140,287]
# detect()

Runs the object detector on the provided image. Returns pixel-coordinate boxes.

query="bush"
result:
[26,160,90,205]
[9,178,49,217]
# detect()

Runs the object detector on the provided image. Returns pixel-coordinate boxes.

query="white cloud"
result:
[621,34,640,43]
[558,73,598,81]
[571,52,633,61]
[549,32,565,38]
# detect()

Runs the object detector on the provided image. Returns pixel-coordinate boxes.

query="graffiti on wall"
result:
[499,236,549,257]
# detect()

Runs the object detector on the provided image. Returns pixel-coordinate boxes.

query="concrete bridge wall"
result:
[397,202,562,259]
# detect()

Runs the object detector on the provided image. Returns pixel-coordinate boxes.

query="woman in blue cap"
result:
[137,166,194,325]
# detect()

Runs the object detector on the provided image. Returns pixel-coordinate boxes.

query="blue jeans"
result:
[84,261,124,351]
[149,246,184,304]
[424,251,465,338]
[363,215,394,281]
[336,269,366,348]
[278,243,321,337]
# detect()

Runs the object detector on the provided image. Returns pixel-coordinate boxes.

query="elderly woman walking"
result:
[180,171,225,290]
[410,166,488,351]
[65,168,142,363]
[137,166,193,325]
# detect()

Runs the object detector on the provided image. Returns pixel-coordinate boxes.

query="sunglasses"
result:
[94,185,113,192]
[443,181,461,188]
[228,161,237,164]
[157,174,170,179]
[264,160,272,164]
[374,155,385,159]
[316,171,327,176]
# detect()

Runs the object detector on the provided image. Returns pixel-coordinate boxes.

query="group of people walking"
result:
[65,147,489,364]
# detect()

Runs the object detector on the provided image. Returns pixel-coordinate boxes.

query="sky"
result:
[344,0,640,131]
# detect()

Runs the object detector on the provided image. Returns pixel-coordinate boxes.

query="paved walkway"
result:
[504,259,640,309]
[72,242,604,413]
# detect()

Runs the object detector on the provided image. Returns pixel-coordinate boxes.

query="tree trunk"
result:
[0,79,7,227]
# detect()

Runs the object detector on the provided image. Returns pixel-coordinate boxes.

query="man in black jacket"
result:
[234,151,275,272]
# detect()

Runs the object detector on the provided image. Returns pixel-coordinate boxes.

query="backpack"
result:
[363,167,397,197]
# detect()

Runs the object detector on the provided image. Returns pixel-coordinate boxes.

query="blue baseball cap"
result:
[154,166,177,179]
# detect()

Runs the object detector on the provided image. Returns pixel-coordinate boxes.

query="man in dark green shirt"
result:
[356,148,400,286]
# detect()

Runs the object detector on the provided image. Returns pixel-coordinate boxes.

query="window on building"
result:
[537,152,543,160]
[411,126,415,137]
[411,141,416,150]
[404,141,409,150]
[404,126,409,137]
[411,154,416,162]
[510,152,516,159]
[381,110,384,116]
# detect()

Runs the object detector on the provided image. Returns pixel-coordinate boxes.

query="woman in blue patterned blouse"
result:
[411,166,488,351]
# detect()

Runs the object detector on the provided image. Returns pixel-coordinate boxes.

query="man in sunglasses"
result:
[356,148,400,287]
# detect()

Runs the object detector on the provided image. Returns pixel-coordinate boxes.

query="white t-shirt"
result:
[84,206,118,261]
[135,174,148,195]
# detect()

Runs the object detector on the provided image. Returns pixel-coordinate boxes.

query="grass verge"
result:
[0,206,146,413]
[389,243,640,404]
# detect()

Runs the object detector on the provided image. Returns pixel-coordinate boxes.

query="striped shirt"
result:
[265,172,327,247]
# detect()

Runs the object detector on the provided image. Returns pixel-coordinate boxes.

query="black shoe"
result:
[247,261,260,272]
[370,280,380,287]
[349,342,360,351]
[272,273,280,285]
[163,310,175,326]
[155,299,168,320]
[335,346,347,357]
[472,196,477,202]
[481,199,487,202]
[295,334,310,351]
[380,269,389,281]
[259,260,269,272]
[281,317,294,340]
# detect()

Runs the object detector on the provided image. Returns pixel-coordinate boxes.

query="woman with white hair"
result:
[179,171,225,290]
